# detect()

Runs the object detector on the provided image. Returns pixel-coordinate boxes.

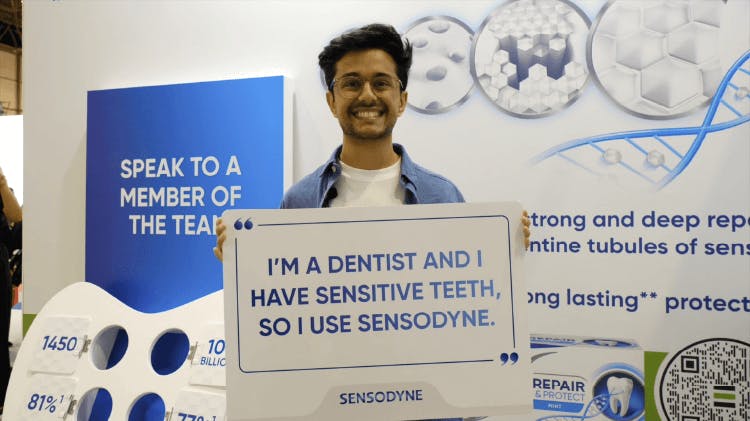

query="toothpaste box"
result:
[484,334,645,421]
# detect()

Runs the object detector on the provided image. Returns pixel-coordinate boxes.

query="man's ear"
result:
[326,91,337,117]
[397,90,408,116]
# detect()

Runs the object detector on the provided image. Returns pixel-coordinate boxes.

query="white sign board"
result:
[223,202,529,420]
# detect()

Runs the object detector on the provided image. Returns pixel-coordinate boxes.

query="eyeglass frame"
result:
[328,75,405,97]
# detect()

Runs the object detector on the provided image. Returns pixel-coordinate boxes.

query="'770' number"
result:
[177,413,217,421]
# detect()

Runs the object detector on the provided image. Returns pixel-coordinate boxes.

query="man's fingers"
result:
[524,226,531,250]
[522,210,531,250]
[215,217,226,262]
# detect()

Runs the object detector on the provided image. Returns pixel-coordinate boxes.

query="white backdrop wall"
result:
[24,0,750,355]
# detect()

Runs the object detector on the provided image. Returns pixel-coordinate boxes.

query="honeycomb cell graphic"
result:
[404,16,474,114]
[616,31,665,70]
[597,4,641,38]
[643,2,688,34]
[641,58,702,108]
[472,0,591,118]
[668,21,719,64]
[588,0,726,119]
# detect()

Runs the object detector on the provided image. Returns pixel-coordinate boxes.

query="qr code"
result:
[659,338,749,421]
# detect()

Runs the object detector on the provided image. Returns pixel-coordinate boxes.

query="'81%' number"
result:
[27,394,64,413]
[41,335,78,351]
[177,413,217,421]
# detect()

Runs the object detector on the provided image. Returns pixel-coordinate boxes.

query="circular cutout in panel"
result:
[128,393,166,421]
[588,0,725,119]
[90,325,129,370]
[76,388,113,421]
[404,16,475,114]
[150,329,190,375]
[659,338,749,421]
[471,0,591,118]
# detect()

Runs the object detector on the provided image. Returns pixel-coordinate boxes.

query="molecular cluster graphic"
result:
[404,17,475,114]
[589,0,725,118]
[398,0,735,122]
[472,0,590,117]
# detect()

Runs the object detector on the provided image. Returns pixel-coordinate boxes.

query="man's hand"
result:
[0,166,7,189]
[214,218,226,262]
[522,210,531,250]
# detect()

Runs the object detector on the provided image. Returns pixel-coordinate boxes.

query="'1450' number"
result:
[41,335,78,352]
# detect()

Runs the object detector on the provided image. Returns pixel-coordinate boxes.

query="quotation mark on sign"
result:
[500,352,519,365]
[233,218,254,230]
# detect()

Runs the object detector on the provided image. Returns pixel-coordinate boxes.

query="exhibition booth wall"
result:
[16,1,750,420]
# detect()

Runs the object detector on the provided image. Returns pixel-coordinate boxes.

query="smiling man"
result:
[213,23,528,421]
[214,23,529,259]
[280,23,464,209]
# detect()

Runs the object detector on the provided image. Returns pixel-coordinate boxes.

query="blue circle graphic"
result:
[592,371,645,421]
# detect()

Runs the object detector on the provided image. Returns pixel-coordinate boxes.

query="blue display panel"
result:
[86,76,288,312]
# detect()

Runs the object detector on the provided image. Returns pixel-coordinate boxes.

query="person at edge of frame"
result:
[0,165,22,415]
[213,23,532,421]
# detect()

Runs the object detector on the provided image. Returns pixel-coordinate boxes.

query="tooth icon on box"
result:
[607,376,634,417]
[592,369,645,421]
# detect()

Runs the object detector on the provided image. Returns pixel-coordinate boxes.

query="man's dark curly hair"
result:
[319,23,412,93]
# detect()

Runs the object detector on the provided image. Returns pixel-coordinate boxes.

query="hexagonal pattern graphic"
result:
[589,0,727,118]
[691,0,723,27]
[643,2,688,34]
[596,4,641,38]
[598,67,639,104]
[472,0,591,118]
[641,58,701,108]
[616,31,665,70]
[668,22,719,65]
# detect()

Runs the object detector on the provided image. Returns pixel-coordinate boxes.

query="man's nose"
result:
[357,81,378,101]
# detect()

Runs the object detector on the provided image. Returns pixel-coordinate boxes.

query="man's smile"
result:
[352,109,384,119]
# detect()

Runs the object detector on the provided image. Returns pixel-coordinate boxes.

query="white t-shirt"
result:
[329,159,406,207]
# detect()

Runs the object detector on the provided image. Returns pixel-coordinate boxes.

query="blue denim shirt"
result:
[280,143,464,208]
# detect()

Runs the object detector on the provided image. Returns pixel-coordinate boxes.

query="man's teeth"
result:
[607,376,633,417]
[356,111,380,118]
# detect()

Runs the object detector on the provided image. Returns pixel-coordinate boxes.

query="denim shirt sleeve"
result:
[280,147,342,209]
[395,143,465,205]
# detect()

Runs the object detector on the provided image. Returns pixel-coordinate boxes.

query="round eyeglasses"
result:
[330,76,403,98]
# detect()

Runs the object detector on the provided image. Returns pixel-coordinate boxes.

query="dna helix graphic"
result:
[531,50,750,190]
